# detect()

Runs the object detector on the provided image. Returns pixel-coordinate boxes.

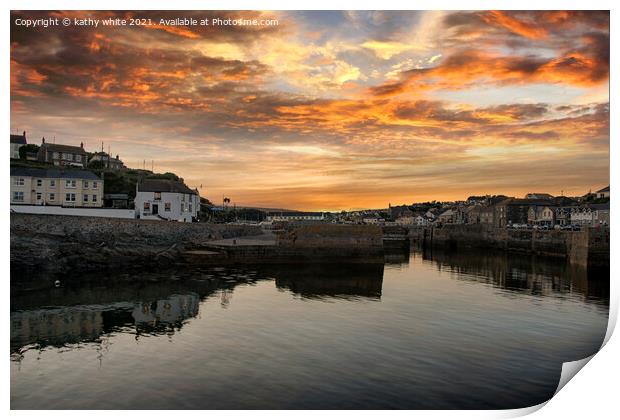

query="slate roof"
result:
[589,203,610,211]
[40,143,86,154]
[137,179,197,195]
[596,186,610,193]
[11,134,27,145]
[10,166,101,180]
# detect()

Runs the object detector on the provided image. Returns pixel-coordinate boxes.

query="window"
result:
[76,155,82,162]
[36,193,42,201]
[65,193,76,202]
[50,179,56,187]
[144,202,150,210]
[65,179,77,188]
[53,152,60,159]
[154,192,161,200]
[49,193,55,201]
[36,179,42,187]
[83,194,89,202]
[165,202,171,211]
[14,178,24,186]
[84,181,89,188]
[13,191,24,202]
[189,203,192,212]
[92,195,97,202]
[93,181,98,189]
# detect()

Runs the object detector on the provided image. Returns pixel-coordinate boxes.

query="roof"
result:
[137,179,197,195]
[589,203,610,210]
[496,198,554,207]
[40,143,86,154]
[10,134,27,145]
[596,186,610,193]
[525,193,553,198]
[10,166,101,180]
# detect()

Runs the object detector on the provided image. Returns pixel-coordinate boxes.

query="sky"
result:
[10,10,609,211]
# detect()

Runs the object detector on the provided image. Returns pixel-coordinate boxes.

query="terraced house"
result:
[10,167,103,207]
[37,138,88,167]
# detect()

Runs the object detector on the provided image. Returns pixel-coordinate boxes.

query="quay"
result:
[10,213,608,278]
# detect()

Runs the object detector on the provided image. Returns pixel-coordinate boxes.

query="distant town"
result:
[10,131,610,229]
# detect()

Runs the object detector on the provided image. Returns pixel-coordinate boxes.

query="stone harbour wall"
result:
[412,224,608,267]
[10,213,262,275]
[277,224,384,260]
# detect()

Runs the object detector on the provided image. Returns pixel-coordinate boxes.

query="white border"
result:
[3,1,617,419]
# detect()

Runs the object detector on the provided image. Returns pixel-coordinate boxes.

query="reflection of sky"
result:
[10,254,608,409]
[10,11,609,210]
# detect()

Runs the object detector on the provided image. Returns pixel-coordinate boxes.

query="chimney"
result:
[22,131,26,138]
[116,154,119,160]
[80,141,84,149]
[42,137,45,144]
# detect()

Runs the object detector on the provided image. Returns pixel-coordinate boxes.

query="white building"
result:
[596,186,610,199]
[362,217,385,225]
[266,212,326,222]
[571,204,610,227]
[89,152,126,170]
[10,132,27,159]
[135,179,200,223]
[10,167,103,207]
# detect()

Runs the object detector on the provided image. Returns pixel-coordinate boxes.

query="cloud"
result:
[10,10,609,210]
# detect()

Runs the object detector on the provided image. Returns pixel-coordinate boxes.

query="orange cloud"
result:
[482,10,548,39]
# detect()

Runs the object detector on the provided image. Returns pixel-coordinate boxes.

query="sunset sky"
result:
[10,10,609,210]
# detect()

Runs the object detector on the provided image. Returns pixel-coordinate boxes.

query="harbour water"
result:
[10,250,609,409]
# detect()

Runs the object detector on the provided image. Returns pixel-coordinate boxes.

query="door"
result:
[152,204,159,215]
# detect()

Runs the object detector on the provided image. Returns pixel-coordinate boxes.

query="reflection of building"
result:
[420,247,607,302]
[131,293,200,331]
[11,307,105,353]
[11,292,201,353]
[10,167,103,207]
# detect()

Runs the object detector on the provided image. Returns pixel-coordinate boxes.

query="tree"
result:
[146,172,179,181]
[88,160,106,170]
[18,144,39,160]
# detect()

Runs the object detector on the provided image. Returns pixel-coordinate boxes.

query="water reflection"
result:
[10,264,386,354]
[420,248,609,304]
[10,251,609,409]
[272,264,384,300]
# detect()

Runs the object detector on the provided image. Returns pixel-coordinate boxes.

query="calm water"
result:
[11,250,609,409]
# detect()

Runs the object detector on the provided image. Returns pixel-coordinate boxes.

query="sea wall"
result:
[10,213,262,275]
[11,205,136,219]
[410,224,608,267]
[277,224,384,260]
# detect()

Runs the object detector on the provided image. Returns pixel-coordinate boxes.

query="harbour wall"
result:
[10,213,262,276]
[184,224,385,265]
[408,224,609,267]
[11,215,385,276]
